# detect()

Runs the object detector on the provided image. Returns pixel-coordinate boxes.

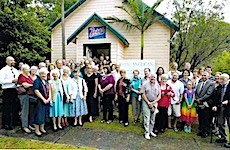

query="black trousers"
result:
[118,96,129,123]
[197,107,210,134]
[86,95,95,116]
[2,88,19,128]
[155,107,168,130]
[102,94,114,121]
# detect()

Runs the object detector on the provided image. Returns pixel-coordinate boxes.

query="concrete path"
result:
[0,125,227,150]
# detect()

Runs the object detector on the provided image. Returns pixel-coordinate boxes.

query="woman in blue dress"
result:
[49,69,64,131]
[33,68,50,137]
[61,66,73,127]
[71,69,88,126]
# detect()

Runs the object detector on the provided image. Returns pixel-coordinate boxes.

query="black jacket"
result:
[116,78,131,98]
[210,83,230,116]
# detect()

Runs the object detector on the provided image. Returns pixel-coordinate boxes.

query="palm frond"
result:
[106,16,139,30]
[143,14,163,31]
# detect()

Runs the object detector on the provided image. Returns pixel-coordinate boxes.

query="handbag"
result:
[61,80,68,103]
[27,88,34,95]
[29,96,38,104]
[16,86,26,95]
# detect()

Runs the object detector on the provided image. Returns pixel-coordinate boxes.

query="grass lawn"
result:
[84,105,200,139]
[0,136,93,149]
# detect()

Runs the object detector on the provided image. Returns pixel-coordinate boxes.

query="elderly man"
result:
[196,71,215,138]
[0,56,19,130]
[210,74,230,144]
[141,74,161,140]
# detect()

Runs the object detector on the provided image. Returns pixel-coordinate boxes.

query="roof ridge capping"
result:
[67,13,129,46]
[49,0,179,31]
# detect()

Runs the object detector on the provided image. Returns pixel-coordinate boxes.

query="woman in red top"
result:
[17,64,34,133]
[154,74,174,134]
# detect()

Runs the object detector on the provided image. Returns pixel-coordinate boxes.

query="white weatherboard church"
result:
[50,0,178,71]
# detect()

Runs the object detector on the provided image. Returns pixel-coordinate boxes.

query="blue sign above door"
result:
[88,26,106,39]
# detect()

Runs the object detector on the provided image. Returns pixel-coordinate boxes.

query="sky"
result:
[143,0,230,23]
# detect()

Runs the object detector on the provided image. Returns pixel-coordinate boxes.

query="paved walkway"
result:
[0,125,227,150]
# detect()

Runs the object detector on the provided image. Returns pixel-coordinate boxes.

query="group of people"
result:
[0,56,230,147]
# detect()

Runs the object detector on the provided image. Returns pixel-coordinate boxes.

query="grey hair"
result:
[21,64,30,72]
[39,67,49,74]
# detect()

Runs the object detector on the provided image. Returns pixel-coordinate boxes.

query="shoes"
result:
[216,138,227,143]
[184,126,188,133]
[107,120,112,124]
[73,123,77,127]
[145,134,151,140]
[119,120,123,124]
[52,126,58,132]
[187,126,191,133]
[133,120,137,125]
[224,143,230,148]
[58,126,64,130]
[100,120,105,124]
[41,130,49,135]
[174,127,179,132]
[124,122,129,127]
[197,132,202,136]
[3,125,13,130]
[153,129,158,134]
[160,129,165,133]
[35,132,42,137]
[150,132,157,137]
[201,133,209,138]
[28,125,35,131]
[65,122,69,126]
[23,127,31,133]
[61,122,66,127]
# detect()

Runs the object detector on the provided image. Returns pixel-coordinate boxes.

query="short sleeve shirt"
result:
[141,82,160,102]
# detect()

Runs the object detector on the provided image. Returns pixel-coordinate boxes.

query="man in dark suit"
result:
[195,71,215,138]
[210,74,230,144]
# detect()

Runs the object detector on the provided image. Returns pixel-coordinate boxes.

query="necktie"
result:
[199,82,205,94]
[221,85,225,102]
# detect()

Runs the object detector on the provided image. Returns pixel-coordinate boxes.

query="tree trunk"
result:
[61,0,66,59]
[141,30,144,60]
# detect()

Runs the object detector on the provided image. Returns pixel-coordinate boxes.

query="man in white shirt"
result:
[0,56,19,130]
[167,62,181,80]
[167,72,184,132]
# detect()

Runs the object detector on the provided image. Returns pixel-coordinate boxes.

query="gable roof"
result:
[49,0,179,31]
[67,13,129,46]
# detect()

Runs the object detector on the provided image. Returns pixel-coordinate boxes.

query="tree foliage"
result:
[170,0,230,70]
[34,0,79,26]
[106,0,163,60]
[0,0,51,68]
[212,50,230,74]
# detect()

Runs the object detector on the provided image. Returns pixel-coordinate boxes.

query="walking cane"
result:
[210,113,218,143]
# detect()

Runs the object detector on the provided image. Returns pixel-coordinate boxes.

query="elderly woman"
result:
[84,65,98,122]
[98,66,115,124]
[116,69,131,127]
[33,68,50,137]
[61,66,72,127]
[49,69,64,131]
[30,66,38,81]
[71,69,88,126]
[154,74,174,134]
[17,64,34,133]
[141,74,161,140]
[130,69,141,124]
